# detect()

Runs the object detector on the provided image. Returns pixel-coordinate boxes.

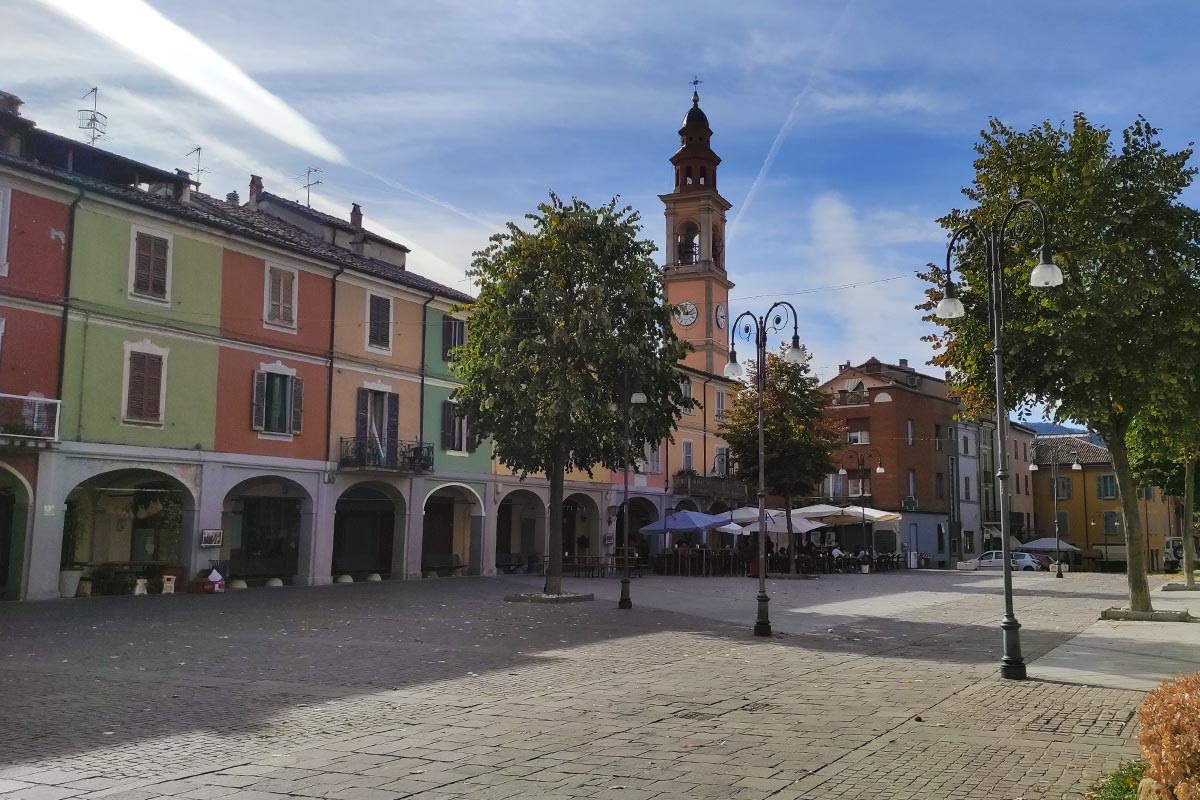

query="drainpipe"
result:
[325,264,345,464]
[701,375,712,483]
[55,187,85,403]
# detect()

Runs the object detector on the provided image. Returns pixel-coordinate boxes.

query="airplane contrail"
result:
[728,0,856,242]
[35,0,346,164]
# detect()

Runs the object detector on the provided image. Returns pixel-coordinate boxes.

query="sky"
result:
[4,0,1200,389]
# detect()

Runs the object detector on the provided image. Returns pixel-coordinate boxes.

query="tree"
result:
[918,115,1200,612]
[720,346,843,571]
[1129,376,1200,587]
[453,194,694,595]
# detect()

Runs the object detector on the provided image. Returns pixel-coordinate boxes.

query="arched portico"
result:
[59,468,196,596]
[0,465,32,600]
[333,482,406,579]
[496,488,544,574]
[563,493,602,558]
[221,475,313,585]
[422,484,483,576]
[674,498,700,512]
[617,496,659,559]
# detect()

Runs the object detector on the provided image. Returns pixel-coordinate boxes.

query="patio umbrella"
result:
[1017,537,1081,552]
[741,515,827,535]
[727,505,785,524]
[639,510,730,534]
[792,503,844,519]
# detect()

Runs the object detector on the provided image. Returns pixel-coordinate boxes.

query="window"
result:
[1024,474,1029,495]
[1102,510,1120,536]
[442,315,465,361]
[936,524,945,552]
[963,532,975,554]
[847,424,870,444]
[0,184,10,276]
[252,367,303,435]
[849,476,871,497]
[907,469,917,498]
[440,401,473,453]
[0,318,5,364]
[906,419,915,445]
[1056,511,1069,538]
[963,476,971,501]
[962,435,969,455]
[1097,474,1118,499]
[265,265,297,328]
[1025,512,1031,531]
[680,379,694,415]
[644,444,661,475]
[1145,487,1155,502]
[682,440,694,471]
[124,349,164,424]
[935,472,945,500]
[934,424,942,451]
[715,389,726,420]
[1022,442,1028,462]
[131,230,170,301]
[1055,476,1073,500]
[355,387,399,463]
[714,445,730,476]
[367,294,392,351]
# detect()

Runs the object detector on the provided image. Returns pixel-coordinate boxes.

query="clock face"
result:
[715,304,727,330]
[674,301,699,327]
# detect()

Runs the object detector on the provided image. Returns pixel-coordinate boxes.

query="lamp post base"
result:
[618,577,632,610]
[1055,568,1064,579]
[1000,614,1027,680]
[753,591,771,637]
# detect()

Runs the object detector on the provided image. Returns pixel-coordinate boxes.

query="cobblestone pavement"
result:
[0,571,1162,799]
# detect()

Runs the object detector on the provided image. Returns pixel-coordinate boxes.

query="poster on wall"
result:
[199,529,223,548]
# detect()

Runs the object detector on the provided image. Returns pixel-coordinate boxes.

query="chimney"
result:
[248,174,264,210]
[226,191,240,206]
[350,203,363,228]
[899,358,908,368]
[0,91,22,115]
[173,169,192,203]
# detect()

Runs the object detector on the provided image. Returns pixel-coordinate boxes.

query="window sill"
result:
[366,344,393,356]
[445,450,469,457]
[129,292,171,306]
[258,431,295,442]
[122,418,164,428]
[264,320,298,334]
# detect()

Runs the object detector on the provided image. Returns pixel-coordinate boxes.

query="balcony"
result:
[0,393,61,447]
[674,470,748,503]
[832,390,869,406]
[339,437,434,473]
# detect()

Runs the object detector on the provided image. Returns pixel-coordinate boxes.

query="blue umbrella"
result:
[639,510,730,534]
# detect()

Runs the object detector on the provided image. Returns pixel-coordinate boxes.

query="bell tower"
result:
[661,86,734,375]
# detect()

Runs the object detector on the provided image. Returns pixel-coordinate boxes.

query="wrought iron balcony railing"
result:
[674,470,748,502]
[339,437,434,473]
[0,393,60,445]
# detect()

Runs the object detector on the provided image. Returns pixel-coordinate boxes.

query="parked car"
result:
[976,550,1042,571]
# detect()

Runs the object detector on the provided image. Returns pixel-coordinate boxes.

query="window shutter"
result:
[369,295,390,348]
[440,401,454,450]
[290,376,304,434]
[268,269,281,320]
[251,371,267,430]
[134,234,152,295]
[126,352,146,419]
[280,271,294,323]
[355,388,369,439]
[441,316,454,360]
[142,354,162,421]
[465,410,478,453]
[150,236,168,297]
[386,392,400,444]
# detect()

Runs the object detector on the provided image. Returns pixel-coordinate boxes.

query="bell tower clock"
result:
[660,85,734,375]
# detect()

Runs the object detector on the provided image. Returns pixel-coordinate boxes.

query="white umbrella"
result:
[1017,537,1081,553]
[728,505,785,524]
[841,505,903,523]
[716,522,744,534]
[792,503,844,519]
[740,515,826,535]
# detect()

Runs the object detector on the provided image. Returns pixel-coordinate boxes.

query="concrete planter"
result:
[1101,607,1192,623]
[58,569,83,599]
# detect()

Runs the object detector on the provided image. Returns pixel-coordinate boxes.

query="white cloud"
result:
[33,0,346,164]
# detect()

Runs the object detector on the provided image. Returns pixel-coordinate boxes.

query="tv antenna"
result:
[295,166,323,207]
[77,87,107,145]
[184,146,209,180]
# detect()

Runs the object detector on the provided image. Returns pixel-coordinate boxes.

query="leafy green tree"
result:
[453,194,694,595]
[1129,377,1200,587]
[720,346,843,571]
[919,115,1200,611]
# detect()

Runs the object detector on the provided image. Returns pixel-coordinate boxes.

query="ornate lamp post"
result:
[723,302,805,637]
[1030,449,1081,578]
[935,198,1063,680]
[838,449,885,566]
[617,367,647,610]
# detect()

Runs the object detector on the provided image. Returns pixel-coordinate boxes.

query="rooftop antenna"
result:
[77,87,107,145]
[184,146,209,180]
[295,166,323,207]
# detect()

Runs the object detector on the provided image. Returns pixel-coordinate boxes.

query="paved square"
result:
[0,571,1187,799]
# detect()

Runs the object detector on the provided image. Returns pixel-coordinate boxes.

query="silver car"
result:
[976,550,1042,571]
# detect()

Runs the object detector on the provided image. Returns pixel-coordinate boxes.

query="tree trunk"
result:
[785,496,796,574]
[1184,459,1196,588]
[544,460,565,596]
[1108,430,1154,612]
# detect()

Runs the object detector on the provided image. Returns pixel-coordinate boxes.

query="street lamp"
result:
[616,367,647,610]
[838,450,885,567]
[723,301,804,637]
[935,198,1062,680]
[1030,450,1079,578]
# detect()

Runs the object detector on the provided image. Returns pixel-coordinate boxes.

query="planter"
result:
[58,569,84,599]
[860,564,870,574]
